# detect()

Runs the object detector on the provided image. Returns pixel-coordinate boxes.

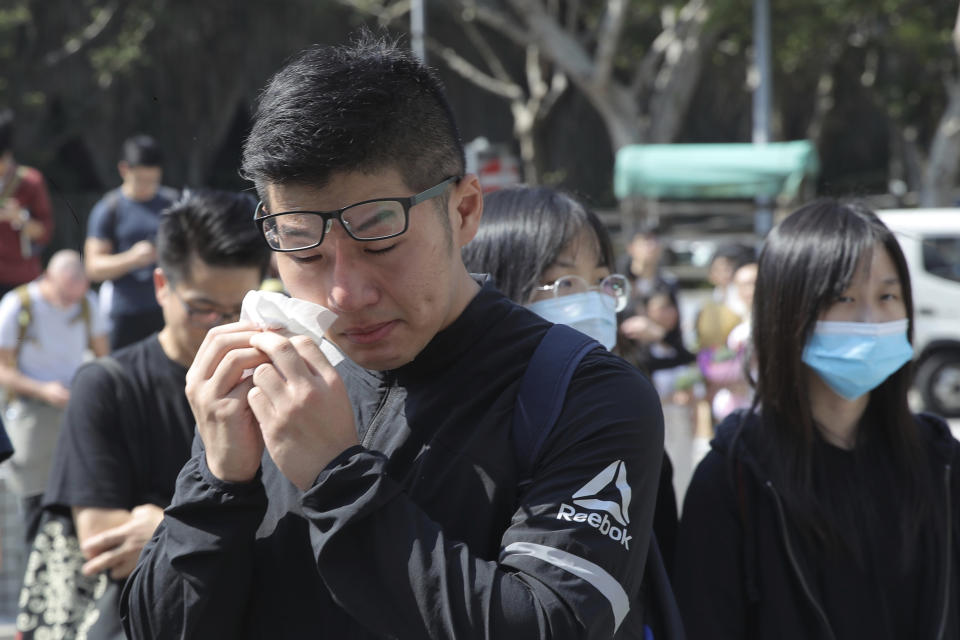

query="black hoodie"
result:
[675,409,959,640]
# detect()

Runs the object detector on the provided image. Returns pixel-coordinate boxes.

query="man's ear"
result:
[449,174,484,248]
[117,161,130,180]
[153,267,168,307]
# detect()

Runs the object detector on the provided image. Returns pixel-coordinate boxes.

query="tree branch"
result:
[594,0,628,86]
[506,0,596,85]
[458,1,530,49]
[460,16,513,83]
[425,36,523,100]
[43,2,121,67]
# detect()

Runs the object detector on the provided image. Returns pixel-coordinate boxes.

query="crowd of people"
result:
[0,32,957,640]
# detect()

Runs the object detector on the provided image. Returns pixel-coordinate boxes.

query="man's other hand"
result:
[78,504,165,579]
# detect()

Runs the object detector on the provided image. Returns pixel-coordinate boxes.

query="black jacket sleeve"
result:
[122,356,663,639]
[674,448,747,639]
[120,449,268,639]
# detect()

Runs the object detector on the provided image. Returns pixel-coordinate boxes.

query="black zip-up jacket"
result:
[121,282,664,639]
[675,409,959,640]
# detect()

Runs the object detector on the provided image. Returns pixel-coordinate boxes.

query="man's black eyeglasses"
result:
[253,176,459,252]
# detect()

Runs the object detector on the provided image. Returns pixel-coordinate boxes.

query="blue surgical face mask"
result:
[527,291,617,350]
[801,319,913,400]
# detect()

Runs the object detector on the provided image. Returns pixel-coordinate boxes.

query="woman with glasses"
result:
[461,184,680,572]
[674,200,960,639]
[461,186,628,349]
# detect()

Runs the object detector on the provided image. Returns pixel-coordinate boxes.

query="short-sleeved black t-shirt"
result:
[45,334,194,510]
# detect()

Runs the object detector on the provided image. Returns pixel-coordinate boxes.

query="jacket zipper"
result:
[936,463,952,640]
[764,480,838,640]
[360,373,399,449]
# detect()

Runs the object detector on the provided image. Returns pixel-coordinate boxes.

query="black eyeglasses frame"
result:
[252,176,460,252]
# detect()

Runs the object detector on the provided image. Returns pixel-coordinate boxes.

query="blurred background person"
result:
[675,200,960,639]
[83,134,178,351]
[461,184,679,570]
[0,249,108,545]
[708,259,758,423]
[18,190,269,640]
[0,108,54,299]
[694,243,753,351]
[618,228,679,301]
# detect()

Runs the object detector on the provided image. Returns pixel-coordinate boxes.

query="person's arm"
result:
[121,447,269,639]
[0,347,69,407]
[83,236,156,283]
[673,449,746,639]
[1,170,53,244]
[296,353,664,639]
[90,333,110,357]
[73,504,164,579]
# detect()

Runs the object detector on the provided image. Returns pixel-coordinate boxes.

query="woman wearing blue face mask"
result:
[674,199,960,640]
[461,185,680,575]
[462,186,627,349]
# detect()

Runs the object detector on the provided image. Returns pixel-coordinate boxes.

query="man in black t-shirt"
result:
[21,190,268,638]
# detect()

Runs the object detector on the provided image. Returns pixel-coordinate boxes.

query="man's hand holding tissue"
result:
[247,330,359,491]
[186,322,272,484]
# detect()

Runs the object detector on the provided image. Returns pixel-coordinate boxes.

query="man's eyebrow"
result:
[182,295,238,309]
[881,276,901,285]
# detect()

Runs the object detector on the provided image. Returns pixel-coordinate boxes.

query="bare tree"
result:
[340,0,568,184]
[341,0,715,178]
[494,0,714,150]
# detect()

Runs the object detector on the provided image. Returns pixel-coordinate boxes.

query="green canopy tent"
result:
[613,140,820,238]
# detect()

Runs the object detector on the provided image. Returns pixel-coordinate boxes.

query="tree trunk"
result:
[920,1,960,207]
[921,78,960,207]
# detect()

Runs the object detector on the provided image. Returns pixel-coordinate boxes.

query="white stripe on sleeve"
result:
[501,541,630,631]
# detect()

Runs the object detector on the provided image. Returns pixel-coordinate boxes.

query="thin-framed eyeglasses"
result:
[253,176,460,252]
[169,287,242,328]
[534,274,631,312]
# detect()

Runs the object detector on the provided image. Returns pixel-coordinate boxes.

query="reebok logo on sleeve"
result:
[556,460,632,549]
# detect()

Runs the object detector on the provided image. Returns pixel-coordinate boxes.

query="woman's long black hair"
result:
[461,186,614,303]
[750,199,933,562]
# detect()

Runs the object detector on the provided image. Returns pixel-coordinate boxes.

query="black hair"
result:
[242,32,464,200]
[749,198,932,564]
[641,283,683,342]
[0,108,13,155]
[157,189,271,285]
[461,186,614,303]
[121,134,163,167]
[710,242,756,272]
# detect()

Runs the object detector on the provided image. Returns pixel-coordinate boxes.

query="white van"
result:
[878,209,960,417]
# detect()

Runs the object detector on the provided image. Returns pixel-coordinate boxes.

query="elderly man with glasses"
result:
[123,35,664,640]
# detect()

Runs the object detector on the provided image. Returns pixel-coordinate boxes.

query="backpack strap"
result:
[512,323,600,485]
[14,283,32,362]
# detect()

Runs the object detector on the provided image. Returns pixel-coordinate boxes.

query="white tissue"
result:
[239,290,343,367]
